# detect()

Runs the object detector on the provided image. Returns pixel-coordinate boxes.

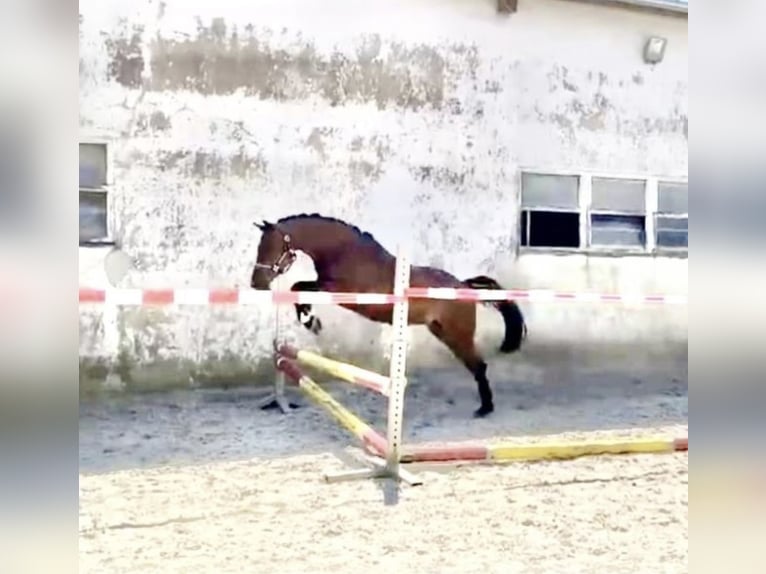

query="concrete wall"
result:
[79,0,688,392]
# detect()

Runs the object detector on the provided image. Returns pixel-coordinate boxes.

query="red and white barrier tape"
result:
[78,287,687,306]
[406,287,687,304]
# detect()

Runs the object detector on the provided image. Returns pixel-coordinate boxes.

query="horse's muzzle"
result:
[250,271,271,290]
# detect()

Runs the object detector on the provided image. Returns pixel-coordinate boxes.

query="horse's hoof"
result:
[473,404,494,418]
[309,317,323,335]
[260,399,301,413]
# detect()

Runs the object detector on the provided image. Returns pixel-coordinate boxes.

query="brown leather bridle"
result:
[253,230,297,277]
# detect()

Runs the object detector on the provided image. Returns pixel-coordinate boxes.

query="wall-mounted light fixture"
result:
[643,36,667,64]
[497,0,518,14]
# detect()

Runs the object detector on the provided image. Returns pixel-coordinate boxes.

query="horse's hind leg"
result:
[427,316,494,418]
[290,281,322,334]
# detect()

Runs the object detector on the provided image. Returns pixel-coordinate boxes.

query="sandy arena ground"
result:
[79,360,688,574]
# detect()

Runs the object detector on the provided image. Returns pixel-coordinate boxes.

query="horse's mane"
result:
[276,212,378,244]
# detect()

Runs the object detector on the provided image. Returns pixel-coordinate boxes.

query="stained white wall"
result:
[79,0,687,390]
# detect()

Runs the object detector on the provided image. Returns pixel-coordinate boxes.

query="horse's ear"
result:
[253,220,272,231]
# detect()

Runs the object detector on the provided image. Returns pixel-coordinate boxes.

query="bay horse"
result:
[250,213,527,417]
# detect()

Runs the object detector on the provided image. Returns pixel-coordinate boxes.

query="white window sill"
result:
[518,246,688,259]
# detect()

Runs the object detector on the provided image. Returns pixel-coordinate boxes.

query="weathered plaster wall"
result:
[79,0,687,392]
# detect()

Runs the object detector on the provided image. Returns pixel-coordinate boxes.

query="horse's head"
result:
[250,220,297,290]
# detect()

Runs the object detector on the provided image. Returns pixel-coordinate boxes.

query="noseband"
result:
[253,232,297,277]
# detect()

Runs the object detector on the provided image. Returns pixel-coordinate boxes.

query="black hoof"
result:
[309,317,322,335]
[260,399,301,412]
[473,404,494,418]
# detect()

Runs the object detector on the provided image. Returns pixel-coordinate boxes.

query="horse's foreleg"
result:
[290,281,323,334]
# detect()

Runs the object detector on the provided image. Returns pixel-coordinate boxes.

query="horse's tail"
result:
[461,275,527,353]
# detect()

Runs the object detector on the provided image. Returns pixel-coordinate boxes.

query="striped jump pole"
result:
[400,435,688,464]
[275,356,388,456]
[275,355,421,486]
[277,343,390,396]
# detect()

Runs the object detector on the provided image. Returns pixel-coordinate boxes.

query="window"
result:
[520,173,580,248]
[589,177,646,249]
[518,170,688,256]
[80,142,110,245]
[656,181,688,250]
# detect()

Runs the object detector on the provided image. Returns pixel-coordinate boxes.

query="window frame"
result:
[520,206,582,250]
[517,168,687,257]
[654,178,689,254]
[587,212,648,251]
[517,168,584,253]
[587,175,649,254]
[79,139,115,247]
